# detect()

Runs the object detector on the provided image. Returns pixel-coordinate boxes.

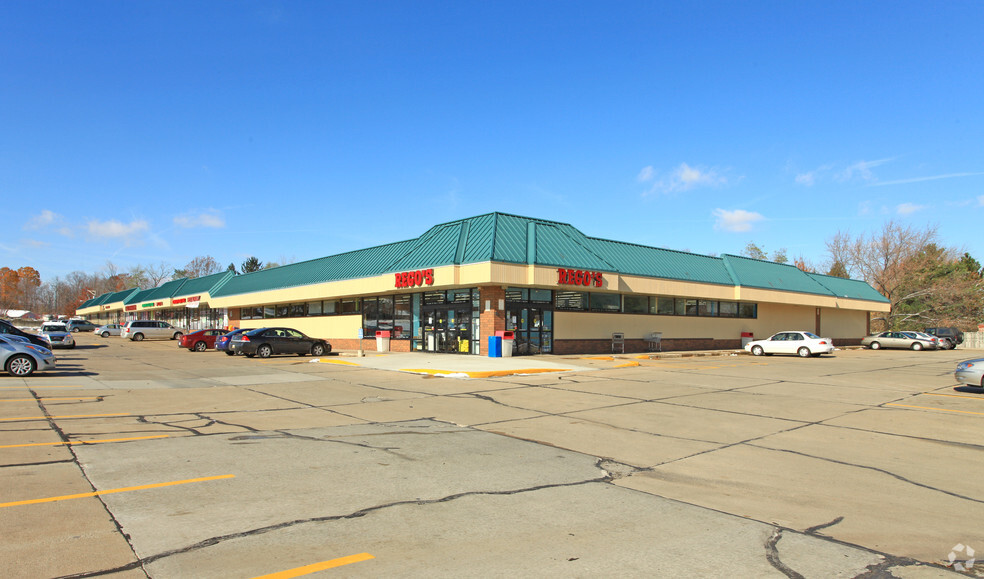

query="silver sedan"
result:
[861,331,936,351]
[955,358,984,388]
[0,334,56,376]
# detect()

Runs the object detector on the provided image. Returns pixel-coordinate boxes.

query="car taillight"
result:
[819,340,828,345]
[241,335,250,342]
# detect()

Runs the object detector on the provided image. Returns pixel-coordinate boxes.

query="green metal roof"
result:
[124,278,188,304]
[99,287,140,305]
[172,271,234,298]
[208,212,888,304]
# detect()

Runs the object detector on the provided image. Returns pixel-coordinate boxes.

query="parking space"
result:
[1,334,979,577]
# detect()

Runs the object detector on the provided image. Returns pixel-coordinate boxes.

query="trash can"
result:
[741,332,753,348]
[496,330,515,357]
[488,335,502,357]
[375,330,391,352]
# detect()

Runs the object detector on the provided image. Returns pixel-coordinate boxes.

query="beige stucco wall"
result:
[555,303,870,341]
[237,314,362,340]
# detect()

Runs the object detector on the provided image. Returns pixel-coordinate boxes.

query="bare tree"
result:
[145,261,172,287]
[178,256,221,279]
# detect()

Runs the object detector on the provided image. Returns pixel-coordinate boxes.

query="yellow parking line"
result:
[401,368,570,378]
[309,359,360,366]
[0,435,169,449]
[614,361,640,368]
[886,403,984,416]
[583,356,614,361]
[0,474,235,508]
[0,385,79,389]
[0,413,129,422]
[922,392,984,401]
[2,397,101,402]
[252,553,375,578]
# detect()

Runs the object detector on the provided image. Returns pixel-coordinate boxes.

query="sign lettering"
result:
[394,269,435,289]
[557,268,603,288]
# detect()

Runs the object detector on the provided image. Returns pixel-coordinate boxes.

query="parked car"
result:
[66,319,98,332]
[178,329,226,352]
[924,327,964,350]
[38,322,76,349]
[228,327,330,358]
[0,319,51,349]
[121,320,185,341]
[745,331,835,358]
[862,331,936,351]
[95,323,123,337]
[744,331,835,357]
[215,328,249,356]
[954,358,984,388]
[906,331,941,350]
[0,334,56,376]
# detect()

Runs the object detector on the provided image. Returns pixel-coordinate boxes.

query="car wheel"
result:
[172,332,183,340]
[194,341,207,352]
[869,341,880,350]
[911,342,923,351]
[71,327,80,333]
[797,346,811,358]
[750,345,764,356]
[6,355,36,377]
[225,351,236,356]
[257,344,272,358]
[133,333,144,342]
[101,331,110,337]
[311,343,326,356]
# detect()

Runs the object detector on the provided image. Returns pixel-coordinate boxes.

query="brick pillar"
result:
[479,286,506,347]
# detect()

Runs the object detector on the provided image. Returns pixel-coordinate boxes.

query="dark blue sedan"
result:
[215,328,249,356]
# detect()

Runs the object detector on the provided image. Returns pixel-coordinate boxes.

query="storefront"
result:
[79,213,890,355]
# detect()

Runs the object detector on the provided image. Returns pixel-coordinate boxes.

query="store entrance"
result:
[504,306,553,355]
[422,306,473,354]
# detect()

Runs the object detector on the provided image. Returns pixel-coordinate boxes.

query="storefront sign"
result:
[172,296,199,305]
[141,301,164,309]
[125,305,137,311]
[394,269,434,289]
[173,298,186,305]
[557,268,603,287]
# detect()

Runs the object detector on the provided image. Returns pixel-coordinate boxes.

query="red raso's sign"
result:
[557,268,603,287]
[395,269,434,289]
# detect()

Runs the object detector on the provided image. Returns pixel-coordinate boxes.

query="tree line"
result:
[0,255,288,317]
[741,221,983,332]
[4,221,982,331]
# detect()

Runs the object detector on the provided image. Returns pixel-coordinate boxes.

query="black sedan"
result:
[228,327,330,358]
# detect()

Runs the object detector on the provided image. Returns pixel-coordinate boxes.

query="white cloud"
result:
[835,158,893,183]
[795,172,816,186]
[713,208,764,232]
[25,209,61,230]
[896,202,927,215]
[87,219,149,243]
[978,195,984,207]
[174,210,225,229]
[642,163,727,196]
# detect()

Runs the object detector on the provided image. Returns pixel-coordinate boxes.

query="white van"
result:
[121,320,185,341]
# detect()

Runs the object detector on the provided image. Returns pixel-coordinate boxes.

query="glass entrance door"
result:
[423,307,472,353]
[505,306,553,355]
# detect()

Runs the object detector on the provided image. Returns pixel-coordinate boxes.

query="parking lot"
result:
[2,334,982,577]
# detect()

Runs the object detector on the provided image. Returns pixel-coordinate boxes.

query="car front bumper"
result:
[954,369,983,385]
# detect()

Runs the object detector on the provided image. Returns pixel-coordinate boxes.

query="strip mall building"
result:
[77,213,890,355]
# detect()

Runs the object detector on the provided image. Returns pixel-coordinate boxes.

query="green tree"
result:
[241,256,262,273]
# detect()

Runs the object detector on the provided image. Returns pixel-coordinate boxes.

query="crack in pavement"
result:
[765,527,805,579]
[52,476,611,579]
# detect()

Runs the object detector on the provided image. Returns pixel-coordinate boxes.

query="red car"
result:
[178,329,227,352]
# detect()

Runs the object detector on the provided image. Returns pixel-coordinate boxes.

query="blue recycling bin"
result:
[488,335,502,357]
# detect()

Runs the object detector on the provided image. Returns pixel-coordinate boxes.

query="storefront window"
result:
[698,300,717,316]
[308,301,322,316]
[264,306,276,318]
[555,291,587,311]
[423,291,446,305]
[290,304,306,317]
[505,288,527,302]
[395,295,412,339]
[657,297,675,315]
[276,304,289,318]
[623,295,651,314]
[719,301,738,318]
[685,299,698,316]
[530,289,552,303]
[739,303,757,318]
[340,299,360,314]
[589,293,621,312]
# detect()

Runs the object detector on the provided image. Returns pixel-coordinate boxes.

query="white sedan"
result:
[744,331,835,358]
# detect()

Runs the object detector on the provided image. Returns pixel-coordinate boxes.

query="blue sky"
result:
[2,1,982,282]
